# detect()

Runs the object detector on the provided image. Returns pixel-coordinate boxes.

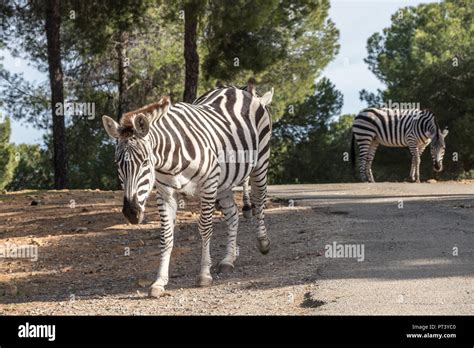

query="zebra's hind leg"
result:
[250,166,271,254]
[242,177,252,219]
[365,142,379,183]
[357,139,371,182]
[359,160,368,182]
[217,191,239,274]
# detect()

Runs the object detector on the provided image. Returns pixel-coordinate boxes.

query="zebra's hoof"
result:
[217,262,234,274]
[148,285,165,298]
[196,275,213,287]
[242,205,252,219]
[257,237,271,255]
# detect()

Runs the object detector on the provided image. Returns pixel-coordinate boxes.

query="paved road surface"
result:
[264,182,474,314]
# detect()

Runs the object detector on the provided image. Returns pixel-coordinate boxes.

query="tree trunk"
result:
[183,1,200,103]
[116,30,130,121]
[115,30,130,189]
[45,0,68,189]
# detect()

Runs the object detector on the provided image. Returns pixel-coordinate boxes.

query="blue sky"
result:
[2,0,436,145]
[321,0,437,114]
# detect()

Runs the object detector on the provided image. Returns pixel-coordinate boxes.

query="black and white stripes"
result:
[102,84,273,297]
[351,108,448,182]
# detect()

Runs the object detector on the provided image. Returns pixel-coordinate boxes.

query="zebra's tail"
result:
[350,131,356,173]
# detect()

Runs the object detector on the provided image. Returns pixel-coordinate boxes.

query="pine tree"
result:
[0,116,17,190]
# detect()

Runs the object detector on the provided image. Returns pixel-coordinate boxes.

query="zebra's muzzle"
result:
[433,161,443,172]
[122,194,144,224]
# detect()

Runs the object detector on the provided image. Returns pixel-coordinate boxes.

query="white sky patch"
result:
[1,49,47,145]
[320,0,439,115]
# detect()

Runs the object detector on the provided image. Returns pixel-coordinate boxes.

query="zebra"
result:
[351,108,449,183]
[102,84,274,297]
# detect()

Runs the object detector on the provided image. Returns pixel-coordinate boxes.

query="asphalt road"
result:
[264,182,474,314]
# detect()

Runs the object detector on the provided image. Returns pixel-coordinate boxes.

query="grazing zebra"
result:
[351,108,449,183]
[102,85,274,297]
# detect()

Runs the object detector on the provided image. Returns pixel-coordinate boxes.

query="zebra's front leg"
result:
[196,189,218,287]
[149,192,177,298]
[409,159,416,182]
[415,145,427,183]
[415,157,421,183]
[217,191,239,274]
[409,146,421,183]
[242,177,252,219]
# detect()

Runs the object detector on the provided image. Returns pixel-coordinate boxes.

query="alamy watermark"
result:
[55,102,95,120]
[217,149,258,165]
[325,241,365,262]
[18,322,55,341]
[380,99,420,111]
[0,242,38,262]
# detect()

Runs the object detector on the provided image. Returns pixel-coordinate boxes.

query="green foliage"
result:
[60,93,117,190]
[274,78,343,141]
[6,143,53,191]
[0,116,17,190]
[203,0,290,79]
[270,80,353,184]
[124,6,186,105]
[361,0,473,180]
[203,0,340,120]
[61,6,185,190]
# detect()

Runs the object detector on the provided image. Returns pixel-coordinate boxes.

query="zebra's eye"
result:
[142,159,150,167]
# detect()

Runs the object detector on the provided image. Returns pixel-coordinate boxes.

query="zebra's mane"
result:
[214,82,262,98]
[118,98,170,138]
[373,107,435,119]
[192,79,262,105]
[118,80,267,138]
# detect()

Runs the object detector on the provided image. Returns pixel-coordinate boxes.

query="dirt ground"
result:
[0,182,473,315]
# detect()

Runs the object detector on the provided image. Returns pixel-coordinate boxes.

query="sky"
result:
[2,0,437,145]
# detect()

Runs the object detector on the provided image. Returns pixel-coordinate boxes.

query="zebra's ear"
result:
[260,88,274,106]
[102,115,120,139]
[133,114,150,138]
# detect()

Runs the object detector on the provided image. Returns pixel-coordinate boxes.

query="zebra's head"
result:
[102,98,170,224]
[427,126,449,172]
